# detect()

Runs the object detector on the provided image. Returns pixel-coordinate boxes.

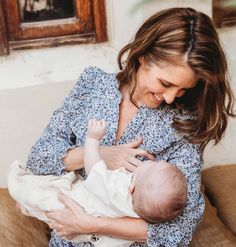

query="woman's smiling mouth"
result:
[153,93,163,102]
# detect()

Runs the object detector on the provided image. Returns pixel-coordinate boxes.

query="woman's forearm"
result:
[93,216,148,242]
[63,147,84,171]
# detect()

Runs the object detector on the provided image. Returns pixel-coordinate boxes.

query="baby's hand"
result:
[87,119,106,140]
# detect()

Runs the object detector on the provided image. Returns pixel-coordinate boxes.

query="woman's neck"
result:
[120,83,141,109]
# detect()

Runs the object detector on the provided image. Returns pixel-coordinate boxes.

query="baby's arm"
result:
[84,119,106,175]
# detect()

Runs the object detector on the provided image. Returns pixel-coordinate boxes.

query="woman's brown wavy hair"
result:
[116,7,236,153]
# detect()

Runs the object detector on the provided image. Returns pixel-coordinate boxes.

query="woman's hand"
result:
[100,137,155,172]
[46,194,97,239]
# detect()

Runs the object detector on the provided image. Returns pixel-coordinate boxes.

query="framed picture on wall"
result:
[212,0,236,28]
[0,0,107,55]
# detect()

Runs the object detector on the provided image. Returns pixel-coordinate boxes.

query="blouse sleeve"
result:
[146,141,205,247]
[27,67,96,175]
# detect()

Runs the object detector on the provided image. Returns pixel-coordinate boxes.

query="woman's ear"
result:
[138,56,145,64]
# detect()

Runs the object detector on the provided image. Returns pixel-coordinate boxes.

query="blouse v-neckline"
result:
[112,88,153,145]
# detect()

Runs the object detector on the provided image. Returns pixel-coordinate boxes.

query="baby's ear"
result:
[129,180,135,194]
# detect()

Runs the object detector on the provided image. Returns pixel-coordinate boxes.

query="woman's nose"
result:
[163,90,177,104]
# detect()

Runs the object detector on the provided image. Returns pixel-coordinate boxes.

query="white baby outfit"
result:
[8,160,139,247]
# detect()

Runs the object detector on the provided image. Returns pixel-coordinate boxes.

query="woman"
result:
[26,7,235,247]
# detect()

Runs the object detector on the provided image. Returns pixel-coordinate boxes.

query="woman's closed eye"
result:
[160,80,171,88]
[160,80,188,95]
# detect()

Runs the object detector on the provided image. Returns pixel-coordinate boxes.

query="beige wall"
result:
[0,0,235,187]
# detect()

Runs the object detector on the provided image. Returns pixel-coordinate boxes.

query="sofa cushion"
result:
[0,189,50,247]
[191,186,236,246]
[201,164,236,236]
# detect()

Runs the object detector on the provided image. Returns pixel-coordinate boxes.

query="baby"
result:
[8,119,187,247]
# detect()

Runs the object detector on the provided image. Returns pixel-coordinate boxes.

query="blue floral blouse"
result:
[27,66,205,247]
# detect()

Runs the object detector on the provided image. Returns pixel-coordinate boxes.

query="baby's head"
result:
[130,160,187,223]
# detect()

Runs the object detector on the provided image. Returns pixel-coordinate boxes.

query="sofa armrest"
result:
[191,184,236,246]
[202,164,236,236]
[0,189,50,247]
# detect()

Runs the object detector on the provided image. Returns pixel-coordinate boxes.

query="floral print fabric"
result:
[27,67,204,247]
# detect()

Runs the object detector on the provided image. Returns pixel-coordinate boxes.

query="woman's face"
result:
[132,58,198,108]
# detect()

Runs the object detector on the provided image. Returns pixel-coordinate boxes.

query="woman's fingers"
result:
[101,139,155,171]
[123,137,143,148]
[122,138,155,160]
[133,148,155,161]
[46,195,78,223]
[46,197,96,236]
[127,156,143,166]
[124,156,145,172]
[59,193,83,211]
[124,162,137,172]
[55,229,69,239]
[57,193,73,208]
[66,233,77,240]
[46,211,60,221]
[58,232,76,241]
[48,221,64,230]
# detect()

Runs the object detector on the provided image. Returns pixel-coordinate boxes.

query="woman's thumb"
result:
[58,193,73,208]
[125,137,143,148]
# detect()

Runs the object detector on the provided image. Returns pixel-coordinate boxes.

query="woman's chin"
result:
[145,101,163,109]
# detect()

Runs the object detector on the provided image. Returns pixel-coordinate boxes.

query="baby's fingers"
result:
[100,119,106,128]
[88,119,94,128]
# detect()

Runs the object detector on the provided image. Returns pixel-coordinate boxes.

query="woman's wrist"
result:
[91,216,148,242]
[80,214,100,234]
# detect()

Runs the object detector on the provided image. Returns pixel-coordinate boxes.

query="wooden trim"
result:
[0,0,9,55]
[212,0,224,28]
[4,0,107,51]
[93,0,107,42]
[9,33,95,50]
[20,19,86,40]
[5,0,95,41]
[212,0,236,28]
[5,0,22,40]
[76,0,94,32]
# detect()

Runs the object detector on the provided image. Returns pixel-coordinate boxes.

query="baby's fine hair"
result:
[134,163,187,223]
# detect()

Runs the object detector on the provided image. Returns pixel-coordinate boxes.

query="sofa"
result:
[0,164,235,247]
[190,164,236,247]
